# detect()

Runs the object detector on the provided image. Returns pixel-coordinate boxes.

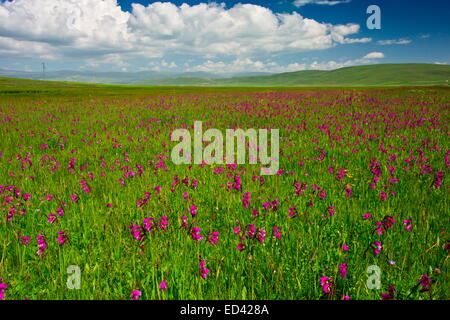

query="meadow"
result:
[0,79,448,300]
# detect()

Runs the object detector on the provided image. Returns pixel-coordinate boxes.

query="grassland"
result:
[0,79,448,300]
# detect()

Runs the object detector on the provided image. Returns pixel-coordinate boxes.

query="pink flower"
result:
[19,236,31,246]
[403,218,412,231]
[320,277,333,295]
[273,227,281,240]
[199,260,210,279]
[236,243,246,251]
[57,231,68,246]
[46,194,54,201]
[190,227,203,241]
[189,204,197,218]
[129,225,145,241]
[371,241,383,256]
[342,244,349,252]
[180,216,188,229]
[418,275,432,293]
[106,203,113,208]
[342,295,350,300]
[159,279,167,292]
[0,283,7,300]
[70,194,78,203]
[362,213,372,220]
[131,290,142,300]
[338,262,348,279]
[36,235,47,258]
[380,285,396,300]
[207,232,219,246]
[257,229,266,243]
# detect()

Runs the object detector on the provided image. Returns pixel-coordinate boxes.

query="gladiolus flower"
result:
[0,283,7,300]
[320,277,333,295]
[159,279,167,292]
[131,290,142,300]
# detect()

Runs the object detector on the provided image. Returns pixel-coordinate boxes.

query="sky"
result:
[0,0,449,74]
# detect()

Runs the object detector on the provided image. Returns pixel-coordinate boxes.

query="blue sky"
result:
[0,0,449,74]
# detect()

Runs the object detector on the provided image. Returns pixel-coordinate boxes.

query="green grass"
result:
[0,80,448,300]
[135,64,450,87]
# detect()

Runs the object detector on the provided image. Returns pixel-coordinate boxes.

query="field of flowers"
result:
[0,85,448,300]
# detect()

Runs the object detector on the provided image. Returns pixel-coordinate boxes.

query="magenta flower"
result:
[342,244,349,252]
[70,194,78,203]
[418,274,432,293]
[180,216,188,229]
[342,295,350,300]
[129,225,145,241]
[158,216,168,230]
[371,241,383,256]
[190,227,203,241]
[0,283,7,300]
[236,243,246,251]
[207,232,219,246]
[288,207,297,218]
[403,218,412,231]
[131,290,142,300]
[159,279,167,292]
[257,229,266,243]
[189,204,197,218]
[199,259,210,279]
[46,194,53,201]
[273,227,281,240]
[36,235,47,258]
[380,285,396,300]
[19,236,31,246]
[320,277,333,295]
[57,231,68,246]
[338,262,348,279]
[242,192,251,209]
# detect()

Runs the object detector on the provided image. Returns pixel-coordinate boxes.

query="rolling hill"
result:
[136,64,450,86]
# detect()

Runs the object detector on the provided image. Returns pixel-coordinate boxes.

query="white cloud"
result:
[363,52,384,59]
[293,0,351,7]
[377,38,411,45]
[0,0,370,62]
[187,52,385,73]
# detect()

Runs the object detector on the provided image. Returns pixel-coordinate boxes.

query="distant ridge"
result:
[1,64,449,86]
[136,64,450,86]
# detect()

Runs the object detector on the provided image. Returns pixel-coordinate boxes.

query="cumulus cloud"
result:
[187,51,385,73]
[0,0,370,62]
[362,52,384,59]
[293,0,351,7]
[377,39,411,45]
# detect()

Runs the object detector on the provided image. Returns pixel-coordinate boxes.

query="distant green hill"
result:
[136,64,450,86]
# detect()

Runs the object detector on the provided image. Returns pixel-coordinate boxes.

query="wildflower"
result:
[189,204,197,218]
[338,262,348,279]
[19,236,31,246]
[251,209,259,217]
[131,290,142,300]
[403,218,412,231]
[159,279,167,292]
[180,216,188,229]
[380,285,396,300]
[418,275,432,293]
[199,260,210,279]
[433,171,444,189]
[36,235,47,258]
[288,207,297,218]
[371,241,383,256]
[207,232,219,246]
[320,277,333,295]
[142,218,154,232]
[236,243,246,251]
[57,231,68,246]
[342,244,349,252]
[273,227,281,240]
[363,213,372,220]
[129,225,145,241]
[0,283,7,300]
[190,227,203,241]
[342,295,350,300]
[242,192,251,209]
[246,224,256,238]
[70,194,78,203]
[46,194,53,201]
[257,229,266,243]
[158,216,168,230]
